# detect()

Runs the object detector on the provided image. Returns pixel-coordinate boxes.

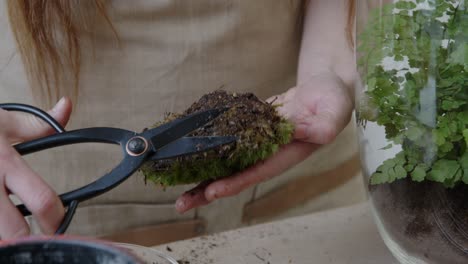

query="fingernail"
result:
[175,199,186,213]
[294,124,309,140]
[52,97,66,112]
[47,204,65,235]
[206,189,217,202]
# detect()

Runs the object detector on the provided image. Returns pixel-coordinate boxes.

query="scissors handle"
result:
[0,104,148,234]
[0,103,65,133]
[16,150,149,212]
[15,127,133,155]
[14,127,146,207]
[14,128,149,234]
[0,104,75,233]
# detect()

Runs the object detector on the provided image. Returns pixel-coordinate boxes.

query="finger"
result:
[176,139,317,213]
[178,142,315,209]
[0,185,30,239]
[175,181,212,213]
[1,141,64,234]
[1,97,72,142]
[266,88,296,115]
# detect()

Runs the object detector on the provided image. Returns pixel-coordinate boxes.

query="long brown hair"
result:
[7,0,114,106]
[7,0,356,106]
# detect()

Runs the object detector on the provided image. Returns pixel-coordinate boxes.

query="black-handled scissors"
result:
[0,103,236,234]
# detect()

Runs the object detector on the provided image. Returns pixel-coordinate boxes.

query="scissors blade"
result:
[150,136,237,160]
[146,108,229,151]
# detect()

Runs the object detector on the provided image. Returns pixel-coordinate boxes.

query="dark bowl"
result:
[0,237,142,264]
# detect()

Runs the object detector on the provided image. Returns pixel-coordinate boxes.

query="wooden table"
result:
[153,202,398,264]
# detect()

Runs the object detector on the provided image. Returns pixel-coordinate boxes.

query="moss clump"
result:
[140,90,294,186]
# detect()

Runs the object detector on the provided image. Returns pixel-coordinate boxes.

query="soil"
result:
[370,178,468,263]
[176,90,280,157]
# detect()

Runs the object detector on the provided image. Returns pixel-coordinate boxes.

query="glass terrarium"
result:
[356,0,468,263]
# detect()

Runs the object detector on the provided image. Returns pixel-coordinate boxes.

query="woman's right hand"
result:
[0,97,72,239]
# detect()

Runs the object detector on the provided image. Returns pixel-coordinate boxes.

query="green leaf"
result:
[440,141,454,154]
[395,152,407,164]
[395,1,416,9]
[459,152,468,184]
[444,167,463,188]
[370,172,389,185]
[442,100,466,110]
[457,112,468,125]
[405,164,415,171]
[394,165,407,180]
[463,129,468,147]
[368,77,377,91]
[428,159,460,183]
[406,126,424,141]
[411,165,427,182]
[448,43,468,71]
[433,130,446,146]
[380,144,393,150]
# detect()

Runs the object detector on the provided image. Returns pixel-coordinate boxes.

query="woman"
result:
[0,0,356,240]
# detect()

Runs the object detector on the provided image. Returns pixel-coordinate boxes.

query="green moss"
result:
[140,90,294,186]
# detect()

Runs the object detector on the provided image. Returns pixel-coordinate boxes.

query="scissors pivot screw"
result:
[126,136,148,156]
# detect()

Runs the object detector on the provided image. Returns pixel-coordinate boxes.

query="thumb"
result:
[4,97,73,142]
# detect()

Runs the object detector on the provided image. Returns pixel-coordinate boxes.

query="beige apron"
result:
[0,0,360,239]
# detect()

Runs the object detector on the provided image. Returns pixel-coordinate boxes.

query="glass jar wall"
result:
[356,1,468,263]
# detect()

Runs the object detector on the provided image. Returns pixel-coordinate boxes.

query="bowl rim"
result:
[113,242,179,264]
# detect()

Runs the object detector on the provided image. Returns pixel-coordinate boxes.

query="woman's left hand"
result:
[175,73,354,213]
